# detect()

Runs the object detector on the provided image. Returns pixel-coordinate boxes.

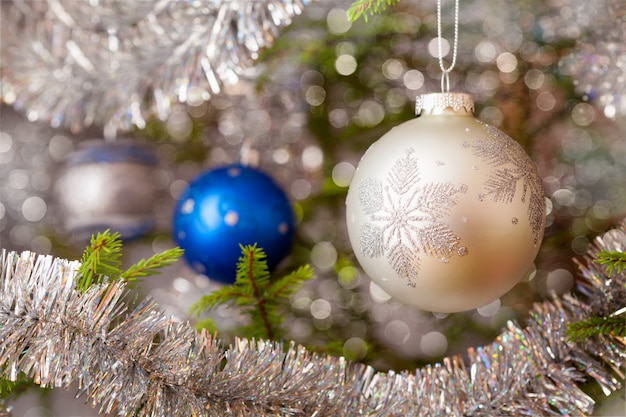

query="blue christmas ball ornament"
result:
[172,164,295,283]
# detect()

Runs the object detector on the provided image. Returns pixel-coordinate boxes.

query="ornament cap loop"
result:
[415,93,475,116]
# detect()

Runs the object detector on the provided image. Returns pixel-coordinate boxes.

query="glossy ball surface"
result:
[345,94,546,313]
[172,164,295,283]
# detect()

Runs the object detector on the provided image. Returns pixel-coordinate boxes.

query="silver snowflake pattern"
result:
[358,149,467,287]
[470,122,545,244]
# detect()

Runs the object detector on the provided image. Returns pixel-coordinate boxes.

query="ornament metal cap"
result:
[415,92,475,116]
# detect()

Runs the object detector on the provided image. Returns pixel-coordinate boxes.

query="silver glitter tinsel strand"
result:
[1,222,625,416]
[0,0,309,136]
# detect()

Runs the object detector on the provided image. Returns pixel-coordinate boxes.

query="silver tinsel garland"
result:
[0,223,625,416]
[0,0,308,135]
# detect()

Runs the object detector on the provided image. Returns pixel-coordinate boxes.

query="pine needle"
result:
[194,317,219,335]
[120,247,185,284]
[76,229,184,292]
[76,229,123,292]
[347,0,400,22]
[594,250,626,277]
[189,287,254,316]
[268,265,314,299]
[190,244,314,341]
[566,315,626,342]
[0,371,33,398]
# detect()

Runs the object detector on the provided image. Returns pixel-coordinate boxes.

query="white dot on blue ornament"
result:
[224,211,239,226]
[181,199,194,214]
[172,163,295,284]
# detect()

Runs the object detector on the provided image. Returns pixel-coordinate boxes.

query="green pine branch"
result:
[120,247,184,284]
[76,229,183,292]
[190,287,254,315]
[76,230,124,292]
[267,265,314,299]
[190,244,314,341]
[593,250,626,277]
[565,250,626,342]
[0,371,32,399]
[566,314,626,342]
[2,231,183,400]
[347,0,400,22]
[242,245,275,339]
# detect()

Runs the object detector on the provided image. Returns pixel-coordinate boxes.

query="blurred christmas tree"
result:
[0,0,625,415]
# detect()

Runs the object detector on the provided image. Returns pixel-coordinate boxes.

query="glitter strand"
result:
[0,0,309,136]
[0,221,624,416]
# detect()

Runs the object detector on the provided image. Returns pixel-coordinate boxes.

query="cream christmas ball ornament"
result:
[345,93,546,313]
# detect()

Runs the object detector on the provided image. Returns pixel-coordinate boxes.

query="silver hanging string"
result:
[437,0,459,93]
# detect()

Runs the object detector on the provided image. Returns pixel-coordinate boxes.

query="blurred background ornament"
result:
[346,93,546,313]
[172,163,295,284]
[54,140,159,243]
[0,0,309,135]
